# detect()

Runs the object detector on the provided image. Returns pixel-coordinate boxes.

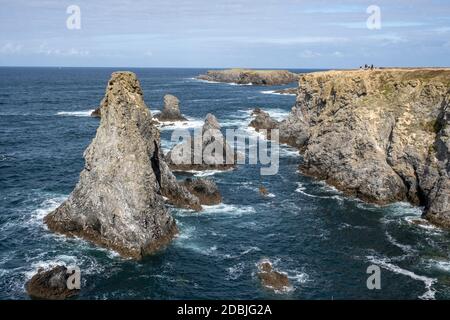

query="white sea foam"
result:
[279,147,299,158]
[367,255,436,300]
[427,260,450,273]
[190,78,221,84]
[260,90,295,96]
[385,231,415,253]
[240,246,261,255]
[202,203,256,216]
[403,216,443,234]
[226,262,245,280]
[295,182,343,201]
[155,116,204,131]
[288,270,310,284]
[28,195,67,227]
[56,110,95,117]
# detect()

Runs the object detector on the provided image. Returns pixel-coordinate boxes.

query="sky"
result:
[0,0,450,68]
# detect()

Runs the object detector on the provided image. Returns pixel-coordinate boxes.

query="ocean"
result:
[1,67,450,299]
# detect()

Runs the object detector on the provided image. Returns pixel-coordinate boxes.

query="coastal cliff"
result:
[197,68,299,86]
[279,69,450,227]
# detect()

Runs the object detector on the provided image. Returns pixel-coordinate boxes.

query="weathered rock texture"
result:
[257,259,291,292]
[249,108,279,139]
[45,72,202,259]
[182,178,222,205]
[154,94,187,122]
[197,69,299,86]
[90,107,101,118]
[166,113,236,171]
[26,266,79,300]
[279,69,450,227]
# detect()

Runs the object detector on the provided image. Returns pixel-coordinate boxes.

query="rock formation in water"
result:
[181,178,222,205]
[197,69,299,86]
[165,113,236,171]
[277,69,450,227]
[249,108,279,139]
[154,94,187,122]
[26,266,79,300]
[45,72,202,259]
[257,259,291,292]
[90,107,101,117]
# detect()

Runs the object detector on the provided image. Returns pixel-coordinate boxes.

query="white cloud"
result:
[247,36,349,45]
[0,43,23,54]
[299,50,322,58]
[365,33,407,45]
[299,50,344,58]
[36,43,89,56]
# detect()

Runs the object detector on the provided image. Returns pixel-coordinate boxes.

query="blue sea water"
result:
[1,67,450,299]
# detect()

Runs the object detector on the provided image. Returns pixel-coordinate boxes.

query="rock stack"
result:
[45,72,202,259]
[154,94,187,122]
[166,113,237,171]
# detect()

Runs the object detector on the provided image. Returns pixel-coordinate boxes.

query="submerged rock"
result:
[259,186,269,197]
[277,68,450,227]
[165,113,237,171]
[45,72,201,259]
[154,94,187,122]
[197,69,299,86]
[257,259,291,292]
[26,266,79,300]
[182,178,222,205]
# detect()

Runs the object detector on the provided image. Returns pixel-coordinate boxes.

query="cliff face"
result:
[45,72,201,259]
[282,69,450,227]
[197,69,299,86]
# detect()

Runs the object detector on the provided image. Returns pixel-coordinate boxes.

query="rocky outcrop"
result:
[26,266,79,300]
[181,178,222,205]
[278,69,450,227]
[90,108,101,118]
[166,113,237,171]
[257,259,291,292]
[45,72,202,259]
[249,108,279,131]
[197,69,299,86]
[154,94,187,122]
[248,108,305,146]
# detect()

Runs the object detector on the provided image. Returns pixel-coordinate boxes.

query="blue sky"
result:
[1,0,449,68]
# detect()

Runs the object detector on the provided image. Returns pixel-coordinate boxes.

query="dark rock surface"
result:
[45,72,201,259]
[26,266,79,300]
[182,178,222,205]
[154,94,187,122]
[257,260,291,292]
[249,108,280,139]
[166,113,237,171]
[277,69,450,227]
[90,107,101,118]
